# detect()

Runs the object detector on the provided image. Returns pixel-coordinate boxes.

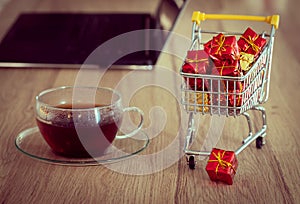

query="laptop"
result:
[0,0,185,70]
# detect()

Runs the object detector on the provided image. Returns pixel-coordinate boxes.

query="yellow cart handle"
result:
[192,11,280,29]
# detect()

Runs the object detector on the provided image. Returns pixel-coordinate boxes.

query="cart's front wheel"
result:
[256,136,265,149]
[188,155,196,169]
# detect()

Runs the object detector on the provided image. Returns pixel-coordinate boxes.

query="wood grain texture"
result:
[0,0,299,203]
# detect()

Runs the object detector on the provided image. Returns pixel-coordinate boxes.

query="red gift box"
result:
[204,33,239,62]
[209,61,244,107]
[206,148,238,185]
[238,27,267,57]
[211,60,239,77]
[182,50,211,90]
[209,60,239,93]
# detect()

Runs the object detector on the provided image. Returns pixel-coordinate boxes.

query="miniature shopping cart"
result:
[180,12,279,169]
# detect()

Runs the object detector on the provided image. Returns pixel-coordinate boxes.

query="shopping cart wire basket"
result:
[180,12,279,169]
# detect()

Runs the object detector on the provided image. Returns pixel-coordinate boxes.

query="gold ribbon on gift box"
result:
[215,64,238,76]
[185,52,209,73]
[211,35,231,55]
[240,35,261,53]
[186,58,209,63]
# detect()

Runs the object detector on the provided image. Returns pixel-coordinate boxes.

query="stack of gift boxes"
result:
[182,27,267,185]
[182,27,267,112]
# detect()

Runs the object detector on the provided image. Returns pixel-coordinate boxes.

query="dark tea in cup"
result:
[35,87,143,158]
[36,103,122,157]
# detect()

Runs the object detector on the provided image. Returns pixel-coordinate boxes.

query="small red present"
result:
[211,60,239,77]
[182,63,202,90]
[204,33,239,62]
[238,27,267,57]
[210,61,243,107]
[182,50,211,90]
[206,148,238,185]
[185,50,211,73]
[209,60,239,92]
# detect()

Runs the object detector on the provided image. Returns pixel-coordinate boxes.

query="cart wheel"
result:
[188,156,196,169]
[256,136,264,149]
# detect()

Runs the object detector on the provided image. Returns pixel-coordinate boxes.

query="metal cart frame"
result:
[180,12,279,169]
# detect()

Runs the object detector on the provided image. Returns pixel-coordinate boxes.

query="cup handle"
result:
[115,107,144,139]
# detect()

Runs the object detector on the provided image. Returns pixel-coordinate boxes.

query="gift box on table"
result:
[182,50,211,91]
[205,148,238,185]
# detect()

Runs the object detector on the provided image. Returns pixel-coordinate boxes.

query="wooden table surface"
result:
[1,0,299,203]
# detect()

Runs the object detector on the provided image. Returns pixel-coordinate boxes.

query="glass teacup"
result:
[35,86,143,158]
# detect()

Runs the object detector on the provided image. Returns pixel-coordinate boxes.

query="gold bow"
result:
[215,63,237,76]
[211,35,231,55]
[185,52,208,73]
[186,58,208,63]
[240,35,261,53]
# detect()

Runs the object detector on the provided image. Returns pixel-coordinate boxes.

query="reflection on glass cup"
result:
[35,86,144,158]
